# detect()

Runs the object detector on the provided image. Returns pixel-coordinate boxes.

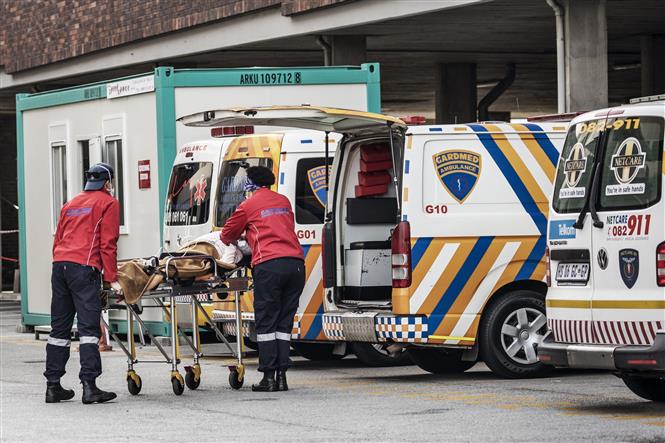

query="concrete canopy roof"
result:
[1,0,663,117]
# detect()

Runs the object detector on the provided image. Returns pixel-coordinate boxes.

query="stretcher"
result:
[101,251,251,396]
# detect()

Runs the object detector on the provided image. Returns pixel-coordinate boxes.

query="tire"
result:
[171,375,185,396]
[185,370,201,390]
[127,374,142,396]
[479,290,551,379]
[291,342,344,361]
[351,342,413,367]
[622,375,665,402]
[229,370,244,390]
[408,347,476,374]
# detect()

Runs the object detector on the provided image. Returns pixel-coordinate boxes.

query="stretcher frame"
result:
[102,253,250,395]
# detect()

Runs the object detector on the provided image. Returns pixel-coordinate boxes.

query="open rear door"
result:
[177,106,406,135]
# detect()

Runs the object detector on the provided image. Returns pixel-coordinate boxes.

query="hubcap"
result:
[500,307,547,365]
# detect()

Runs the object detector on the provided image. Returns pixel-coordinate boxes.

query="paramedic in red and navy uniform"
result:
[221,166,305,392]
[44,163,119,404]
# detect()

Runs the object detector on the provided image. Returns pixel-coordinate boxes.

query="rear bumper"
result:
[538,332,665,372]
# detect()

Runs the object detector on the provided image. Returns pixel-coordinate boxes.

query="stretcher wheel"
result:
[229,370,244,390]
[171,372,185,396]
[185,369,201,390]
[126,371,142,396]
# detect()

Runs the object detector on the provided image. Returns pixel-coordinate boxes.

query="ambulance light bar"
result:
[400,115,427,125]
[211,126,255,137]
[527,112,584,122]
[629,94,665,104]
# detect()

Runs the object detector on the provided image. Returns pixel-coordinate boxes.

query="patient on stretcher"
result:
[116,233,244,304]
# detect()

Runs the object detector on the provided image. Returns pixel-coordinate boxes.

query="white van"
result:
[164,127,407,365]
[538,95,665,402]
[163,128,337,344]
[179,106,569,377]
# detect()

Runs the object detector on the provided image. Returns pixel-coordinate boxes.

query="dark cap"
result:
[84,162,114,191]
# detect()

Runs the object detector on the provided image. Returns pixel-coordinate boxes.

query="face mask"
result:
[243,177,260,193]
[106,183,115,197]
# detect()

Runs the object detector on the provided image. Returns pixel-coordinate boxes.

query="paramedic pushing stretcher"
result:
[44,163,120,404]
[221,166,305,392]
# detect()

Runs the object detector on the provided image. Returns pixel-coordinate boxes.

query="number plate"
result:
[556,263,590,284]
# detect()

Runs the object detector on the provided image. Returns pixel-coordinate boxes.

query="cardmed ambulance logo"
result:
[619,248,639,289]
[433,150,481,204]
[307,165,330,206]
[606,137,646,196]
[559,143,587,199]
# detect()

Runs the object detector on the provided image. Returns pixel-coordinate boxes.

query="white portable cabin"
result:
[15,64,381,334]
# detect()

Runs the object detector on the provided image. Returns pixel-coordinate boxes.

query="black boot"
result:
[45,381,75,403]
[276,370,288,391]
[81,380,117,404]
[251,371,277,392]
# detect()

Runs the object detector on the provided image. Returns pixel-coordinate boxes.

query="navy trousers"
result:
[253,257,305,373]
[44,262,103,382]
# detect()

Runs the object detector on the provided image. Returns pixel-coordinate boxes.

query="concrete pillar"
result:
[435,63,477,124]
[330,35,366,66]
[563,0,608,111]
[641,34,665,96]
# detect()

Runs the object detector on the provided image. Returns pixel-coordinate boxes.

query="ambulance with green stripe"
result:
[538,95,665,402]
[179,106,568,378]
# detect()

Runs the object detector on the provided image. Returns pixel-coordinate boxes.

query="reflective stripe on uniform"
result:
[256,332,276,342]
[79,336,100,345]
[275,331,291,341]
[47,337,71,347]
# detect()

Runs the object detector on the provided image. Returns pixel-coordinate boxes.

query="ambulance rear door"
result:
[163,140,226,251]
[591,108,664,345]
[275,131,338,339]
[549,116,604,337]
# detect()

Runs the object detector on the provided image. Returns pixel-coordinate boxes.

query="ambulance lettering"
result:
[605,213,651,240]
[432,149,481,203]
[605,137,646,196]
[559,142,587,199]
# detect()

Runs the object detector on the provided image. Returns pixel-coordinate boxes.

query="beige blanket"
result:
[117,242,237,304]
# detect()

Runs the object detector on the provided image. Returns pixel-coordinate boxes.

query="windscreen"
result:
[165,162,213,225]
[215,158,273,227]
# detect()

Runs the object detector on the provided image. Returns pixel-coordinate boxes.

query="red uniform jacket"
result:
[221,188,303,266]
[52,190,120,282]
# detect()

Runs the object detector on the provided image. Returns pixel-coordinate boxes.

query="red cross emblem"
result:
[194,177,207,205]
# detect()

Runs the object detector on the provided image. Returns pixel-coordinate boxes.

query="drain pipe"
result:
[477,63,515,121]
[546,0,566,113]
[316,36,332,66]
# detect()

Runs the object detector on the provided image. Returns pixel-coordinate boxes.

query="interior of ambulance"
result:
[329,135,405,307]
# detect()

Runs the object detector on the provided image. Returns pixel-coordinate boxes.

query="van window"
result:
[215,158,273,227]
[165,162,213,225]
[599,116,663,210]
[552,120,603,213]
[295,158,330,225]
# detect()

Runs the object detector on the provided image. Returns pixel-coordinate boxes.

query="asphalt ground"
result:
[1,303,663,442]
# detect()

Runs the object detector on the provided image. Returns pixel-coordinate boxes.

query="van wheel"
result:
[291,342,343,361]
[479,290,551,378]
[350,343,413,367]
[622,376,665,402]
[408,347,476,373]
